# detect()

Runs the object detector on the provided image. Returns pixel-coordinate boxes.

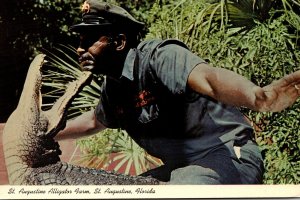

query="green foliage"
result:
[107,0,156,24]
[1,0,82,60]
[146,0,300,184]
[258,107,300,184]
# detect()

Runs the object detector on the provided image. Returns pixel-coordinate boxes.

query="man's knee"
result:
[169,165,221,184]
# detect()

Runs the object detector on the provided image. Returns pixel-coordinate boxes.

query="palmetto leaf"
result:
[226,0,300,29]
[74,129,163,175]
[108,130,163,175]
[41,45,102,116]
[227,0,274,29]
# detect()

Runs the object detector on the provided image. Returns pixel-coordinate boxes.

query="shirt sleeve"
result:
[150,41,206,95]
[94,78,120,129]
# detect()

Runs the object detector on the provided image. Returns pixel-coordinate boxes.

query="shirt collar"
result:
[120,48,137,81]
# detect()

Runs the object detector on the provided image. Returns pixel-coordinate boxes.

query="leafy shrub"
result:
[1,0,82,60]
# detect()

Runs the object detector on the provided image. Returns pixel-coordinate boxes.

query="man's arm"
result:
[55,109,106,140]
[188,63,300,112]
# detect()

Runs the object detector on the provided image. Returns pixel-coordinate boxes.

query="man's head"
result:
[70,0,144,76]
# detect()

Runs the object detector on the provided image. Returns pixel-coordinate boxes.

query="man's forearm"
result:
[188,63,300,112]
[55,110,106,140]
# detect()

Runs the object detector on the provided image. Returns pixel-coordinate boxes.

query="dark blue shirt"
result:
[95,39,254,165]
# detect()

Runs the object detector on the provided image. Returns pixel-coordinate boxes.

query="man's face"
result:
[77,32,119,75]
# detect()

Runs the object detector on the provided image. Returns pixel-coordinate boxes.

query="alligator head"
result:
[2,54,159,185]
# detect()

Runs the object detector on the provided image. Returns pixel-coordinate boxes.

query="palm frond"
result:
[41,45,102,116]
[227,0,274,29]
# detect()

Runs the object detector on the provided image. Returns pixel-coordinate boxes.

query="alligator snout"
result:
[3,54,159,185]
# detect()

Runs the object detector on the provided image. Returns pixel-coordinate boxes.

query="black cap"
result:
[70,0,144,33]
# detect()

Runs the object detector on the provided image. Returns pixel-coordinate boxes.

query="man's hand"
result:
[254,71,300,112]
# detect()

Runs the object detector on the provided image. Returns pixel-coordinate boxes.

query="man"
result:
[56,0,300,184]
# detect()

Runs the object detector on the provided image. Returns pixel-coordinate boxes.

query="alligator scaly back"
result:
[2,54,159,185]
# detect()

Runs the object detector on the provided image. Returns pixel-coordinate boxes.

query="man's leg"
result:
[169,165,223,184]
[169,141,264,184]
[232,140,264,184]
[169,146,242,184]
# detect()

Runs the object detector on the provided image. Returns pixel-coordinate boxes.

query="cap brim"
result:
[69,22,113,33]
[70,22,144,33]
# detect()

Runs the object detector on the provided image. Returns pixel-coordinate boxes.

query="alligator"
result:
[2,54,160,185]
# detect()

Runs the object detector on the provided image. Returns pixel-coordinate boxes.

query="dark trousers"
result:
[141,140,264,184]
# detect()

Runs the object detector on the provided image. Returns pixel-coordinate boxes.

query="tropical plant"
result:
[75,129,162,175]
[146,0,300,184]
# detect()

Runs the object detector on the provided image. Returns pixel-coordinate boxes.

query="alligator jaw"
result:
[3,54,160,185]
[2,54,92,184]
[44,70,92,137]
